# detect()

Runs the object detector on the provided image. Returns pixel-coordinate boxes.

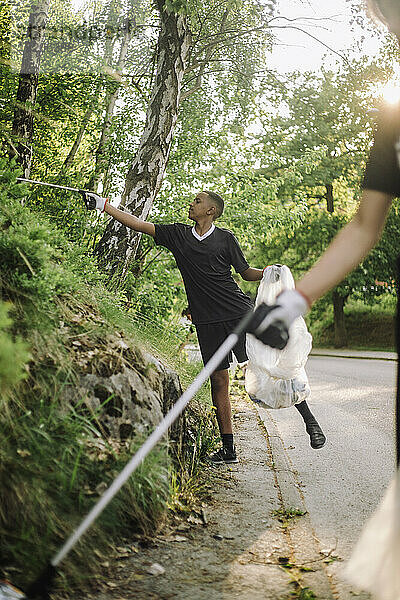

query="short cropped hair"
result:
[204,190,224,219]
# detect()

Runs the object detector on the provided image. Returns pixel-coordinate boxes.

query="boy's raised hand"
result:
[80,190,108,212]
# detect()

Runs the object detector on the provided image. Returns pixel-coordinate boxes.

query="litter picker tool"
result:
[0,305,287,600]
[16,178,106,212]
[16,178,83,194]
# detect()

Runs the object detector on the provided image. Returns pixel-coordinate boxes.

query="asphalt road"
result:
[263,355,397,597]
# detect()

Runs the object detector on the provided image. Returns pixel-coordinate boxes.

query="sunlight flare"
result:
[378,80,400,105]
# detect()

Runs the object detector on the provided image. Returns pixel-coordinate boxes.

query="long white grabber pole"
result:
[16,178,82,193]
[24,308,262,600]
[11,304,287,599]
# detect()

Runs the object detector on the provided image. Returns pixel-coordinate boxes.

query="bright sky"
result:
[70,0,385,74]
[268,0,383,73]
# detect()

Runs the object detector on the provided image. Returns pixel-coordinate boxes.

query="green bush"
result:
[0,161,105,324]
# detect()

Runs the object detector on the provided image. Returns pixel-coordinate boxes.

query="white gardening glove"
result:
[252,289,310,349]
[80,190,108,212]
[272,289,310,324]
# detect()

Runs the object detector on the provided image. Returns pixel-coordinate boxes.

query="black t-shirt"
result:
[154,223,253,324]
[363,103,400,197]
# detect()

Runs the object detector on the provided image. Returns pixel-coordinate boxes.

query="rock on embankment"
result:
[61,332,184,446]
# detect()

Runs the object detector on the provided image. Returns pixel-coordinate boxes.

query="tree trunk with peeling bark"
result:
[333,290,347,348]
[11,0,50,178]
[95,0,191,279]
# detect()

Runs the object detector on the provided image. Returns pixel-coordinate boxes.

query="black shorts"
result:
[195,317,248,371]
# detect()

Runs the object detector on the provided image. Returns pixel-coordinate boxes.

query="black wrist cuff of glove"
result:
[79,190,97,210]
[247,303,289,350]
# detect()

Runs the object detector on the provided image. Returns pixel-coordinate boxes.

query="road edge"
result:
[256,403,336,599]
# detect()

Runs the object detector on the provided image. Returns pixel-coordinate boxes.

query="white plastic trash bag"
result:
[245,264,312,409]
[343,468,400,600]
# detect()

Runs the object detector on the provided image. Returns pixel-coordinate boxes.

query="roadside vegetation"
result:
[308,296,396,351]
[0,164,217,594]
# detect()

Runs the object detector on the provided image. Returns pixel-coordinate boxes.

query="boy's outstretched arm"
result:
[104,203,155,237]
[81,191,155,237]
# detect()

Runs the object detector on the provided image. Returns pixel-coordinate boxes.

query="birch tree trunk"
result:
[95,0,191,279]
[11,0,50,178]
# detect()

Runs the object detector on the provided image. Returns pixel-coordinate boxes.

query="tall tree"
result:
[11,0,50,178]
[88,1,138,192]
[245,62,391,345]
[95,0,192,278]
[95,0,278,278]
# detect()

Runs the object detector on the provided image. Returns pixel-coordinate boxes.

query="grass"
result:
[308,296,396,351]
[0,269,221,593]
[124,310,220,511]
[0,308,170,591]
[0,223,217,597]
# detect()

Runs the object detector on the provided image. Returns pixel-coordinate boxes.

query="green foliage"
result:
[0,302,30,395]
[0,382,170,590]
[239,59,400,320]
[0,161,107,323]
[272,507,307,522]
[0,160,218,593]
[0,164,161,587]
[297,589,317,600]
[169,399,218,511]
[308,296,396,350]
[0,193,67,311]
[164,0,188,14]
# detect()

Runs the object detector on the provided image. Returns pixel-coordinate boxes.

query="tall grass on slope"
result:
[0,164,169,592]
[0,162,219,594]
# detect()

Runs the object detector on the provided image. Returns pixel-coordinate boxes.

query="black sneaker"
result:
[306,422,326,449]
[208,446,239,464]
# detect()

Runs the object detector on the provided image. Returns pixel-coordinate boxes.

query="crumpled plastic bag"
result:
[245,264,312,409]
[343,468,400,600]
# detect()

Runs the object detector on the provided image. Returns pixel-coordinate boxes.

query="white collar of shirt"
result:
[191,223,215,241]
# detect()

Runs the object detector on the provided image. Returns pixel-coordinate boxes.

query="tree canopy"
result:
[2,0,399,339]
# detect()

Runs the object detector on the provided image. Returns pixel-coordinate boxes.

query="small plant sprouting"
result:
[297,588,318,600]
[272,507,307,523]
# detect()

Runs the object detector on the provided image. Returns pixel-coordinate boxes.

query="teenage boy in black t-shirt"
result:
[84,190,327,458]
[85,190,264,463]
